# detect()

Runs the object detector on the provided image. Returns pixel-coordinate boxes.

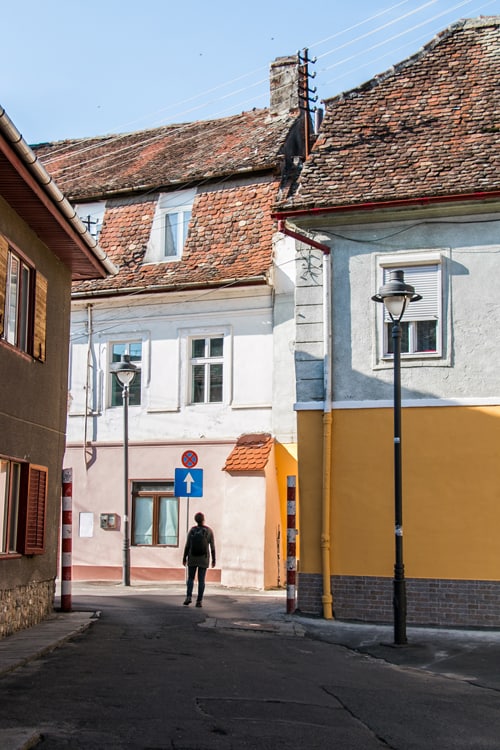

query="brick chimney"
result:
[269,55,300,115]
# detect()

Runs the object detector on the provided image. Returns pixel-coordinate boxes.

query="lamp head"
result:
[110,354,138,387]
[372,269,422,322]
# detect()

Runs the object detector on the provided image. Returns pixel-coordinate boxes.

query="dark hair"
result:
[194,512,204,525]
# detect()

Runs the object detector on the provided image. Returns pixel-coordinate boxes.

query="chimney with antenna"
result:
[269,55,300,115]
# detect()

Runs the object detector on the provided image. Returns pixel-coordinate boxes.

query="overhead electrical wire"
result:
[41,0,480,178]
[45,0,496,347]
[321,0,491,79]
[69,212,500,346]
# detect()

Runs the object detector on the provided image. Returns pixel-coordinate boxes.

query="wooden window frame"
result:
[0,235,47,362]
[131,482,178,547]
[0,459,47,557]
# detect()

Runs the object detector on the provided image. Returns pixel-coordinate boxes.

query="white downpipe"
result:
[83,304,94,464]
[321,249,333,619]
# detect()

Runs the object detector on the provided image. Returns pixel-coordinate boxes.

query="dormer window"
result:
[145,189,195,263]
[164,205,192,258]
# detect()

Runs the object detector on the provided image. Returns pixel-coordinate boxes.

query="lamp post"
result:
[110,354,138,586]
[372,269,421,645]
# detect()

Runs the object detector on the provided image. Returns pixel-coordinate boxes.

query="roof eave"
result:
[0,106,117,279]
[273,190,500,222]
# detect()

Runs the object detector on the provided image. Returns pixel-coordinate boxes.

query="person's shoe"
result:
[195,601,202,608]
[183,597,192,605]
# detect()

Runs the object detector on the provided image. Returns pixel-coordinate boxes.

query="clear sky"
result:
[2,0,499,145]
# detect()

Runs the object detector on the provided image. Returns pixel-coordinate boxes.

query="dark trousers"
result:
[187,565,207,602]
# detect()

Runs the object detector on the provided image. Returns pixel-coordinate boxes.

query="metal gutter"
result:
[71,275,269,299]
[0,105,117,276]
[277,220,330,253]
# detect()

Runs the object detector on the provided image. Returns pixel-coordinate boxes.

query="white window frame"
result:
[144,189,195,263]
[375,252,443,361]
[109,340,143,407]
[189,335,224,404]
[163,206,192,259]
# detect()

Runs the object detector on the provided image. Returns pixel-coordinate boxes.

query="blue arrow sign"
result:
[174,468,203,497]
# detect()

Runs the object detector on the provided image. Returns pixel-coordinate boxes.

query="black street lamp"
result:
[372,269,421,645]
[110,354,138,586]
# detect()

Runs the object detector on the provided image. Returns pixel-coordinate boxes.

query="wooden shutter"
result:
[33,272,47,361]
[0,235,8,336]
[21,465,48,555]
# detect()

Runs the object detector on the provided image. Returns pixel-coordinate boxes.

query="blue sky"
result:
[2,0,499,144]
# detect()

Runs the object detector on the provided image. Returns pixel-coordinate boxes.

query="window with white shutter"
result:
[378,255,443,358]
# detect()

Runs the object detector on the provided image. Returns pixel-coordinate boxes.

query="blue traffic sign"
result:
[174,468,203,497]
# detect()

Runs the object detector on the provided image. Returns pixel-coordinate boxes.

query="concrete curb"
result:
[0,611,97,678]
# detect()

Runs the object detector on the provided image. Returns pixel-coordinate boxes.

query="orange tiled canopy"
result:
[223,434,274,472]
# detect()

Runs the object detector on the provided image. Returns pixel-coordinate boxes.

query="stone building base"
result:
[0,580,55,639]
[297,573,500,627]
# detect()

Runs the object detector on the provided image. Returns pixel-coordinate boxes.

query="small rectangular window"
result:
[190,336,224,403]
[164,209,191,258]
[0,459,21,554]
[0,236,46,361]
[131,481,178,546]
[110,342,142,406]
[381,263,441,357]
[5,253,33,351]
[1,459,47,556]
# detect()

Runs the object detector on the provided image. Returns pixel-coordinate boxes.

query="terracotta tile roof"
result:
[223,433,274,472]
[33,109,299,201]
[71,179,278,295]
[34,107,302,296]
[278,17,500,212]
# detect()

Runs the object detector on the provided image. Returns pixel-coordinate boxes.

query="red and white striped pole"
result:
[61,468,73,612]
[286,475,297,614]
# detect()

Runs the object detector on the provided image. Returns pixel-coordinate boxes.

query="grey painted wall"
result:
[294,208,500,405]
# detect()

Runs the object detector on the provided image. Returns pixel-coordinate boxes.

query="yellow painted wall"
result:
[298,405,500,581]
[296,411,324,574]
[274,441,299,576]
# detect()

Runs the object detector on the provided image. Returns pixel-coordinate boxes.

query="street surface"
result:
[1,583,500,749]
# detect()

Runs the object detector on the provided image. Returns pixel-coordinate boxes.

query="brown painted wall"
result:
[0,195,71,591]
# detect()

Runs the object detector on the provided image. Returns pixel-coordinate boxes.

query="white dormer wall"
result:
[75,201,106,240]
[144,188,196,263]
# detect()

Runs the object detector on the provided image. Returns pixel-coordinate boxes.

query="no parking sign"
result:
[181,449,198,468]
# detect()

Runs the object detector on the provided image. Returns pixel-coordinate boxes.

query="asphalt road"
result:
[1,585,500,749]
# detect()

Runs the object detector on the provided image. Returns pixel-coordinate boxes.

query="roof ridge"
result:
[324,16,499,106]
[32,106,279,150]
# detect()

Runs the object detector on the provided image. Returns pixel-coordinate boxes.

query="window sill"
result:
[141,257,182,265]
[374,354,449,370]
[0,338,36,363]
